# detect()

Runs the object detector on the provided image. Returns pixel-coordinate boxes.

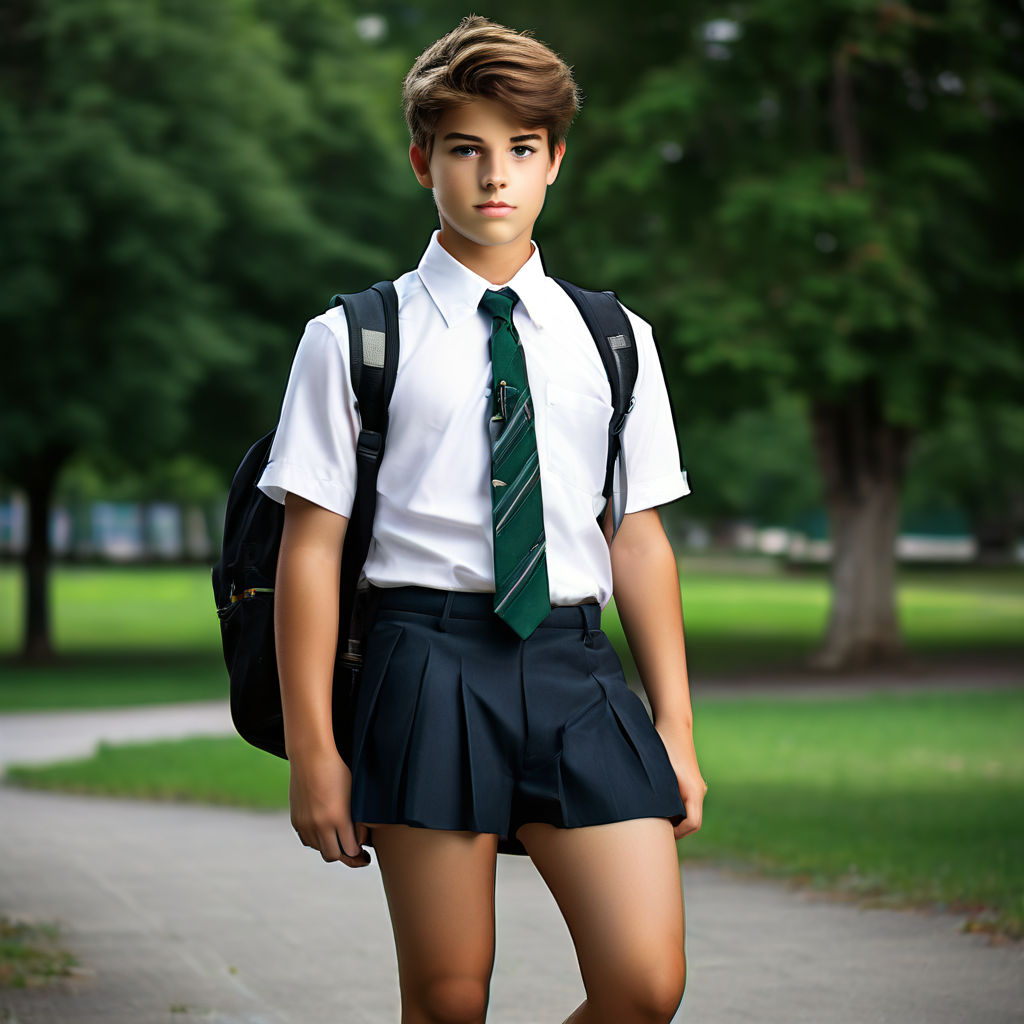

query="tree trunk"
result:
[831,44,865,188]
[20,451,66,663]
[808,381,912,669]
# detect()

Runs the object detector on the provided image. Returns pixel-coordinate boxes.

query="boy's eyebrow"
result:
[443,132,544,144]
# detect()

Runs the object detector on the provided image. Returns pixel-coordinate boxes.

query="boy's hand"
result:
[655,720,708,839]
[289,749,371,868]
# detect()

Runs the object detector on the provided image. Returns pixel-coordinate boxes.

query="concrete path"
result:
[1,700,1022,1023]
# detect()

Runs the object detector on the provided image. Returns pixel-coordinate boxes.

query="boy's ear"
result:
[546,140,567,186]
[409,143,434,189]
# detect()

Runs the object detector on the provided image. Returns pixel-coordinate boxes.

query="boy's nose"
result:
[481,157,508,189]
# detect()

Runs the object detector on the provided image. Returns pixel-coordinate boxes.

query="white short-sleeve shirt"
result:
[257,232,689,609]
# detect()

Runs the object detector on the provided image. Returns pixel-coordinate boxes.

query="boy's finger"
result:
[340,849,372,869]
[315,827,343,862]
[335,827,371,868]
[679,801,702,836]
[336,825,364,860]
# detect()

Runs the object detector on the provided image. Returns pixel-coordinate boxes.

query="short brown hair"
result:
[403,15,581,159]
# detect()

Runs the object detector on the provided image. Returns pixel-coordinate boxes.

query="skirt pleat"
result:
[349,589,685,856]
[557,675,671,827]
[392,640,433,817]
[457,647,517,833]
[350,621,405,777]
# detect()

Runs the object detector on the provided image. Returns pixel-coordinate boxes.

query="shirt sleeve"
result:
[618,305,691,514]
[256,315,360,518]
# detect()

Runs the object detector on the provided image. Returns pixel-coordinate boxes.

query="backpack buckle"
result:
[356,430,383,460]
[611,395,635,435]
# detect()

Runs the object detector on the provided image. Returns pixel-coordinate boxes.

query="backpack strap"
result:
[552,279,639,540]
[328,281,400,659]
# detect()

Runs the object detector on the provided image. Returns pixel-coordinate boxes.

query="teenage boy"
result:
[258,15,706,1024]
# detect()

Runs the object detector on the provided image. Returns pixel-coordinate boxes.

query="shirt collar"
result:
[416,230,549,331]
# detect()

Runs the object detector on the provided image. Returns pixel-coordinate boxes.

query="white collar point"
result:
[418,232,549,330]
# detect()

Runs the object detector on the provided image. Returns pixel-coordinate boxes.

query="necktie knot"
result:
[479,287,519,324]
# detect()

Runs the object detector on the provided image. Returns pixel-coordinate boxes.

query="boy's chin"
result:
[439,218,533,250]
[438,231,495,254]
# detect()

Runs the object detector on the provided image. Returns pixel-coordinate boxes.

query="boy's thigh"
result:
[516,818,685,998]
[369,824,500,985]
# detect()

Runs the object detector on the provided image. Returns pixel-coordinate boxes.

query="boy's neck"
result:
[436,229,534,286]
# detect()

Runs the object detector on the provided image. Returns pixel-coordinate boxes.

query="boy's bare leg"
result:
[369,823,500,1024]
[516,817,686,1024]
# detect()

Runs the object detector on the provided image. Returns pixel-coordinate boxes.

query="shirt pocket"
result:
[544,380,611,501]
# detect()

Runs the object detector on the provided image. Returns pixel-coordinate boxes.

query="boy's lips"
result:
[476,201,515,218]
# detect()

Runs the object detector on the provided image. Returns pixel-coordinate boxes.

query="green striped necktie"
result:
[480,287,551,639]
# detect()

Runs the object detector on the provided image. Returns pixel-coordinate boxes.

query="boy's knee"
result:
[599,953,686,1023]
[639,953,686,1021]
[641,959,686,1021]
[417,974,489,1024]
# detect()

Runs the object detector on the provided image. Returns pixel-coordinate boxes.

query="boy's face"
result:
[409,97,565,265]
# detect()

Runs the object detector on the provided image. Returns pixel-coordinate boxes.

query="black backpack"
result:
[212,279,638,763]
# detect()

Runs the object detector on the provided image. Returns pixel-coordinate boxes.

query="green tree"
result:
[536,1,1024,667]
[180,0,434,475]
[0,0,409,659]
[903,395,1024,561]
[679,392,822,530]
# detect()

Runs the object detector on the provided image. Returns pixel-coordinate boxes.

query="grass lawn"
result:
[6,735,290,808]
[0,564,222,653]
[0,565,225,710]
[684,688,1024,940]
[667,562,1024,675]
[7,689,1022,939]
[1,563,1021,710]
[0,653,227,711]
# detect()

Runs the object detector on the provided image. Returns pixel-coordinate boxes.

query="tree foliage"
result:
[0,0,411,655]
[526,0,1024,664]
[538,1,1024,427]
[0,0,412,483]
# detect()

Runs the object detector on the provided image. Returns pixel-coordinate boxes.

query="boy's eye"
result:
[449,143,536,158]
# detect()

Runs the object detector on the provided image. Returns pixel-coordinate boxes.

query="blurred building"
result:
[0,494,221,562]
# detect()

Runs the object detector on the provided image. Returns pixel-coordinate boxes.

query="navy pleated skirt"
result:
[349,586,686,856]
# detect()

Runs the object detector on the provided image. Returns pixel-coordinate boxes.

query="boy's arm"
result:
[275,492,370,867]
[609,506,707,837]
